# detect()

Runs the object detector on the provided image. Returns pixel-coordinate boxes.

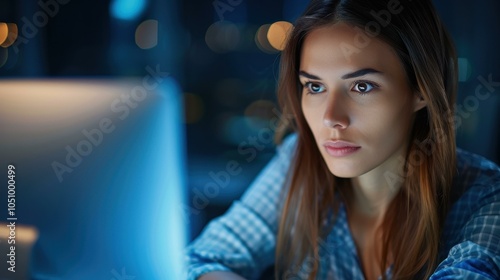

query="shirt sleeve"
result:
[185,134,297,280]
[430,171,500,279]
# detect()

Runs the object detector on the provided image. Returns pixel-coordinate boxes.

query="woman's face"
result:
[300,23,426,179]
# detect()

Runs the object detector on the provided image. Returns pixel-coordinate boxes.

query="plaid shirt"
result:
[185,134,500,279]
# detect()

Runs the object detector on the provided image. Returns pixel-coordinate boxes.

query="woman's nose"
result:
[322,92,349,129]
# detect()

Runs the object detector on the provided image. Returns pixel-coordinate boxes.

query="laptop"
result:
[0,78,187,279]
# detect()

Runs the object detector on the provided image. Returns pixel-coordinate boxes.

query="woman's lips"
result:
[323,140,361,157]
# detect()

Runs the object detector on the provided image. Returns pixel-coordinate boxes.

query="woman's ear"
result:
[413,92,427,112]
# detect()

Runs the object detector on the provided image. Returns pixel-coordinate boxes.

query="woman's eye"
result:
[352,81,376,93]
[305,82,326,94]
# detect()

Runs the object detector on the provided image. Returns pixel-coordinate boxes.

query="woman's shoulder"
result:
[456,148,500,173]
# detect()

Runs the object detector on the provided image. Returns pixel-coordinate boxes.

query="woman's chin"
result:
[326,164,362,178]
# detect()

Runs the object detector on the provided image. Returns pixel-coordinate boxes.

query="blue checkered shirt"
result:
[185,134,500,279]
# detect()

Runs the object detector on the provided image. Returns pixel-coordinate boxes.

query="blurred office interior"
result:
[0,0,499,274]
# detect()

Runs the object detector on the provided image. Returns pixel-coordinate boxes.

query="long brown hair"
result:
[274,0,457,279]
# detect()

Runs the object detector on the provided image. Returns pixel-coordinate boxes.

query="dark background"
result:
[1,0,499,250]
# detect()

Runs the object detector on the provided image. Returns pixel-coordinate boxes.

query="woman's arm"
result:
[199,271,247,280]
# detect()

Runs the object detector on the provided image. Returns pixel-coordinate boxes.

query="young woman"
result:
[186,0,500,279]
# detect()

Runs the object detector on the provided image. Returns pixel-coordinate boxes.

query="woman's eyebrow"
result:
[299,68,383,80]
[341,68,382,79]
[298,71,320,80]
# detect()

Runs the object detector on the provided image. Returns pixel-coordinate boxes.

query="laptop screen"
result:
[0,78,187,279]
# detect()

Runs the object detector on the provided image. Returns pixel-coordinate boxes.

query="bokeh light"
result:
[255,24,276,54]
[135,19,158,49]
[458,57,472,82]
[1,23,18,48]
[244,99,277,129]
[0,23,8,46]
[244,99,276,119]
[110,0,148,21]
[267,21,293,51]
[205,21,240,53]
[183,93,205,124]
